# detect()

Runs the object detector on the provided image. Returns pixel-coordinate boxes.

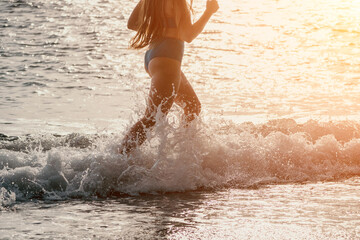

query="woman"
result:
[120,0,219,154]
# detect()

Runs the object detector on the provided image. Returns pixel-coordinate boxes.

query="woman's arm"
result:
[127,1,142,31]
[181,0,219,43]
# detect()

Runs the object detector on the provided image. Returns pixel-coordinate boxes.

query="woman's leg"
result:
[119,58,181,154]
[175,71,201,123]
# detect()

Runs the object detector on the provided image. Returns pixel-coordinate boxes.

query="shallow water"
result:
[1,0,360,239]
[1,0,360,134]
[1,179,360,239]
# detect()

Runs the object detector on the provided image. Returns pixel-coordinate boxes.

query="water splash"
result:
[0,187,16,208]
[1,118,360,205]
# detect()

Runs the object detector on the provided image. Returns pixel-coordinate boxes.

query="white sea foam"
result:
[0,187,16,208]
[1,118,360,205]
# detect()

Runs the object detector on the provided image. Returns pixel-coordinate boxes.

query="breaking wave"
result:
[1,118,360,206]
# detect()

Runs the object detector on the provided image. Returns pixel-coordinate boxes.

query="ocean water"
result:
[1,0,360,239]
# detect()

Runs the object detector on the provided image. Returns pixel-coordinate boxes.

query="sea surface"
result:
[1,0,360,239]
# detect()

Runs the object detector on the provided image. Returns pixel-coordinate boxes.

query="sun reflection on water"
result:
[183,0,360,123]
[2,0,360,133]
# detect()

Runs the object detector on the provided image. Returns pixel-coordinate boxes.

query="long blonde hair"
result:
[130,0,193,49]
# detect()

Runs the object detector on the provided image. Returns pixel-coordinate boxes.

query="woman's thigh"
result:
[175,71,201,114]
[146,57,182,116]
